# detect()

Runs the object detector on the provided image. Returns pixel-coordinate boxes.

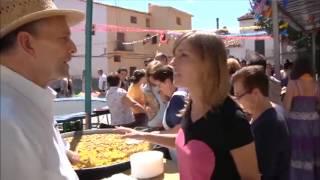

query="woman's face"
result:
[170,40,202,89]
[139,76,147,85]
[148,76,158,87]
[155,79,172,97]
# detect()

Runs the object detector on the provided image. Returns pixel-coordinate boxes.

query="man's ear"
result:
[16,32,36,57]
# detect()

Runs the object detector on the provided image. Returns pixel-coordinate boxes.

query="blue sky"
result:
[97,0,251,33]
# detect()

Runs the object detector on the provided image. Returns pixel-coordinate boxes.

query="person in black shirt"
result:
[232,65,291,180]
[115,31,260,180]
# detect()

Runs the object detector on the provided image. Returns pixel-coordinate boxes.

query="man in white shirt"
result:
[97,68,107,92]
[246,52,282,104]
[0,0,84,179]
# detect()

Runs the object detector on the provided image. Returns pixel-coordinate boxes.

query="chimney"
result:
[148,3,152,12]
[216,18,219,30]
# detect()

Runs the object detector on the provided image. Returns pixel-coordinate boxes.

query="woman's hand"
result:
[113,126,147,140]
[114,127,176,148]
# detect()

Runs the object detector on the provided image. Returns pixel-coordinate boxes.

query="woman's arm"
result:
[122,95,145,112]
[283,80,295,111]
[230,142,261,180]
[113,127,176,148]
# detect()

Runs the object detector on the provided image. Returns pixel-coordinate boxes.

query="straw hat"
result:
[0,0,85,38]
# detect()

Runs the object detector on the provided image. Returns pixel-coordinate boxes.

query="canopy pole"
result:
[85,0,93,129]
[272,0,281,80]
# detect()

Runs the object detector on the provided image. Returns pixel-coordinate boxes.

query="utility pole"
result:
[85,0,93,129]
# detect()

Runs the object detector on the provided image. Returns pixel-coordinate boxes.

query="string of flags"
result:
[119,32,271,48]
[71,24,272,47]
[72,23,271,37]
[122,34,159,45]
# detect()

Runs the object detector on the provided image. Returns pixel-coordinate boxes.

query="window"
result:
[176,17,181,25]
[146,18,150,27]
[116,32,125,51]
[255,40,265,55]
[130,16,137,24]
[114,55,121,62]
[152,36,157,44]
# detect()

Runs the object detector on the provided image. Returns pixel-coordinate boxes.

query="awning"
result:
[278,0,320,32]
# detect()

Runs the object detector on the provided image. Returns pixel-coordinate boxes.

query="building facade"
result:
[229,12,296,65]
[55,0,192,79]
[229,12,275,62]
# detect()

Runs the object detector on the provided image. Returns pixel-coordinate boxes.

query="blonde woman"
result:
[116,32,260,180]
[144,60,168,129]
[227,57,241,75]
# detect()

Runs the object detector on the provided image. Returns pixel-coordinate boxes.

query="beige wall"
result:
[56,1,192,77]
[148,5,192,30]
[105,4,192,74]
[105,7,154,74]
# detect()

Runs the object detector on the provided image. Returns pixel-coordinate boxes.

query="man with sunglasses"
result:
[231,65,291,180]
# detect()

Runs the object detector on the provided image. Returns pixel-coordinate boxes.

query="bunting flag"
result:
[252,0,267,15]
[239,25,262,30]
[282,0,288,8]
[159,33,168,44]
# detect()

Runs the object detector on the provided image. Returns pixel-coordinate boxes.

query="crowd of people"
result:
[97,31,319,180]
[1,0,319,180]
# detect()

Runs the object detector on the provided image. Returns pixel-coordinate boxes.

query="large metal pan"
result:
[62,129,139,180]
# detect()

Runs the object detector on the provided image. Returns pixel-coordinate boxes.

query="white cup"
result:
[130,151,164,179]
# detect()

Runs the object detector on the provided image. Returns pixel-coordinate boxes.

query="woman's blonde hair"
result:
[227,58,241,75]
[173,31,229,109]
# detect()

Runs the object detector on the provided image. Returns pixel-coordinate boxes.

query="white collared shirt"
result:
[106,87,135,125]
[0,66,78,180]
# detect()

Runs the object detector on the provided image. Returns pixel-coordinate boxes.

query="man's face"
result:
[31,16,76,83]
[233,79,254,114]
[119,70,127,80]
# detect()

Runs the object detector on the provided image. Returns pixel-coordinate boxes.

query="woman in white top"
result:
[106,73,145,127]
